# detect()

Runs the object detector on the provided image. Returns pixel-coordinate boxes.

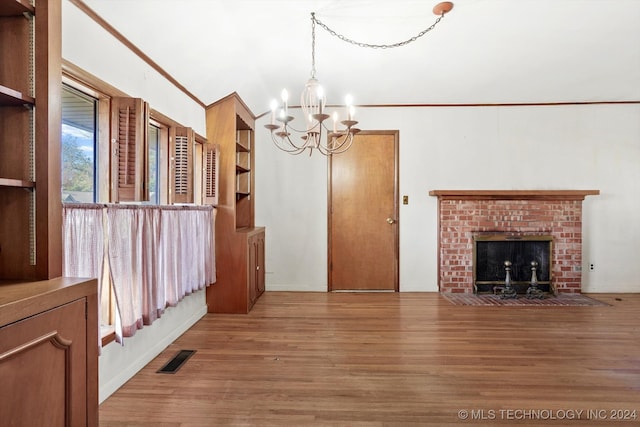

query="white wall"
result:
[62,0,209,402]
[62,1,205,135]
[256,104,640,293]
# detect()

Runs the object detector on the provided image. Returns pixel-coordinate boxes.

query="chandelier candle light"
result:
[265,3,454,156]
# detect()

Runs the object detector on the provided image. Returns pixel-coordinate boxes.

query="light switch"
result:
[403,195,409,205]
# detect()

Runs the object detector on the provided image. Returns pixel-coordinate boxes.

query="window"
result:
[61,67,209,344]
[148,123,160,204]
[61,85,97,203]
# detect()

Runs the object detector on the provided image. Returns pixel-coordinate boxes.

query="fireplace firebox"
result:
[473,234,553,294]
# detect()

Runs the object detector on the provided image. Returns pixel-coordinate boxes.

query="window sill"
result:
[101,325,115,347]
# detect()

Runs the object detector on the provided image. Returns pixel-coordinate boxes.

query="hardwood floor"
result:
[99,292,640,426]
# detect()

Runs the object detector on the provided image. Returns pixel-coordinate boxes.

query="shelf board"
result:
[236,191,250,199]
[236,165,250,173]
[236,142,250,153]
[0,0,34,17]
[0,85,34,106]
[0,178,34,188]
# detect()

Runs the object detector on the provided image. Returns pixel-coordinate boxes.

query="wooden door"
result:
[329,131,399,291]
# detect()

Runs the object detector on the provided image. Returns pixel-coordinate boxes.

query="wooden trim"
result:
[358,100,640,108]
[152,108,207,144]
[35,0,63,279]
[101,331,115,347]
[62,60,127,98]
[67,0,205,108]
[206,92,256,125]
[429,189,600,201]
[255,100,640,119]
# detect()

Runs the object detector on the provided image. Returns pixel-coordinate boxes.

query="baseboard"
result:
[99,298,207,403]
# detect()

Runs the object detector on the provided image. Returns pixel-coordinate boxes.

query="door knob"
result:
[386,217,396,224]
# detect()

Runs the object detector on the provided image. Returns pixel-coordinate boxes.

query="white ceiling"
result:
[82,0,640,115]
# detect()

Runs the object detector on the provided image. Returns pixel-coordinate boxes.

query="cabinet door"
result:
[0,299,87,426]
[248,234,258,306]
[256,232,265,295]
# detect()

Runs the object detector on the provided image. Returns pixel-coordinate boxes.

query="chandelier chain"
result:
[311,13,317,78]
[312,13,446,50]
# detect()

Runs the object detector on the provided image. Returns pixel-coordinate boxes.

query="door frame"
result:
[327,130,400,291]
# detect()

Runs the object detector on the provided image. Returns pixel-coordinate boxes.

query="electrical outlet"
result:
[589,263,595,271]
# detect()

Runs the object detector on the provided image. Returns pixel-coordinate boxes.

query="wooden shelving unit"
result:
[205,93,265,313]
[0,0,62,280]
[0,4,96,424]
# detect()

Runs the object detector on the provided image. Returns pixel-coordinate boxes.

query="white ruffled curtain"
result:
[62,204,106,350]
[63,204,216,344]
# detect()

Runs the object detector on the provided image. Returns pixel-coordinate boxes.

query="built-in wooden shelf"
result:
[0,178,35,188]
[236,165,250,173]
[0,85,35,106]
[236,142,249,152]
[429,190,600,201]
[0,0,34,17]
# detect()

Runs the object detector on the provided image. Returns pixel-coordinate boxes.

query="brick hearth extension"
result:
[429,190,599,294]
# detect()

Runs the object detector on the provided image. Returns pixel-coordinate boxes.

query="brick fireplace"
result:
[429,190,599,294]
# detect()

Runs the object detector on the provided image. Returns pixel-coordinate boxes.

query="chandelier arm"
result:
[270,133,309,155]
[330,135,355,154]
[312,13,446,50]
[278,129,311,151]
[323,133,353,153]
[282,121,318,135]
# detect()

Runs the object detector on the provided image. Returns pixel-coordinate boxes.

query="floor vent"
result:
[157,350,196,374]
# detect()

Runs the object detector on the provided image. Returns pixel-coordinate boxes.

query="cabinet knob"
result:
[386,217,396,224]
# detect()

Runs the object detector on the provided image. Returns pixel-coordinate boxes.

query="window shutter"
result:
[110,97,148,202]
[202,143,220,205]
[170,127,194,204]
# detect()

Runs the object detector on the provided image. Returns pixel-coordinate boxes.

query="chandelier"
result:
[265,3,454,156]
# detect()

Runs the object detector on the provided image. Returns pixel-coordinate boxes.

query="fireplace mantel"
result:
[429,190,600,201]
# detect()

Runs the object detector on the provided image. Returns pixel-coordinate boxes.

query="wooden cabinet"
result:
[0,278,98,426]
[0,0,62,280]
[205,93,266,313]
